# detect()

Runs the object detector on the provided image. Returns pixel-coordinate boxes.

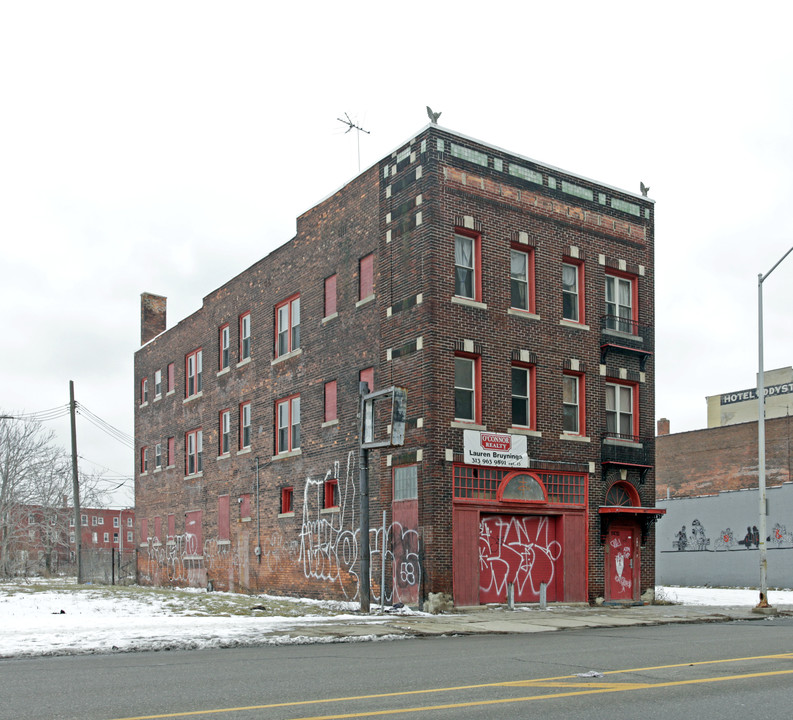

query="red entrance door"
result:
[607,525,638,601]
[478,515,562,604]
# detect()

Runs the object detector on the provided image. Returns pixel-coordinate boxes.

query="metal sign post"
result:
[358,385,407,613]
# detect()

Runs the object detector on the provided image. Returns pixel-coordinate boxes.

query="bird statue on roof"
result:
[640,181,650,197]
[426,106,442,124]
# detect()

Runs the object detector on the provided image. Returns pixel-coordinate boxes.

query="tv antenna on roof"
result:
[337,112,370,172]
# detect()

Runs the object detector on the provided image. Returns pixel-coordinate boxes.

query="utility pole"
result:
[358,382,371,612]
[69,380,83,583]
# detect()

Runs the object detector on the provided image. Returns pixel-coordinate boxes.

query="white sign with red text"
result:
[463,430,528,468]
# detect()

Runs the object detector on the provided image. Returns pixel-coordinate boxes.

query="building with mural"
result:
[134,123,660,606]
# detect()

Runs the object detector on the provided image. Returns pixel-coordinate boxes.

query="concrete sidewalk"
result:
[280,602,793,642]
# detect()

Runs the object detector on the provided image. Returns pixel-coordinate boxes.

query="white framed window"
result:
[240,312,251,360]
[562,262,581,322]
[454,356,478,422]
[605,274,634,333]
[186,429,203,475]
[154,369,162,397]
[220,409,231,455]
[186,349,203,397]
[154,443,162,469]
[511,366,532,428]
[240,402,251,449]
[113,516,119,528]
[220,325,230,370]
[127,531,133,542]
[606,382,635,440]
[454,234,476,299]
[276,395,300,453]
[563,374,583,434]
[510,249,530,311]
[276,296,300,357]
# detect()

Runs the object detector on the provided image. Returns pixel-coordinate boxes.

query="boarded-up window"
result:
[240,493,252,520]
[324,274,337,317]
[154,516,162,541]
[185,510,202,555]
[324,380,337,422]
[359,254,374,300]
[218,495,230,541]
[167,513,175,540]
[140,518,148,544]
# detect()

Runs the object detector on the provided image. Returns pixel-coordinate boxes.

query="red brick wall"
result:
[657,416,793,499]
[135,127,656,603]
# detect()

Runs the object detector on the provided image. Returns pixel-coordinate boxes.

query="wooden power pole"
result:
[69,380,84,583]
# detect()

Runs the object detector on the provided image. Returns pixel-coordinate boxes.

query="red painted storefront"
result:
[452,465,588,605]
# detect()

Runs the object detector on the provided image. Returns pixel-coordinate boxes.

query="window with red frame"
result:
[562,373,585,435]
[605,272,637,334]
[324,380,337,423]
[140,377,148,404]
[239,312,251,360]
[511,364,535,429]
[454,355,480,423]
[510,247,535,313]
[167,362,175,393]
[185,428,203,475]
[324,479,338,509]
[359,254,374,301]
[281,486,294,514]
[324,274,337,317]
[562,261,584,323]
[276,395,300,454]
[240,401,251,449]
[219,409,231,455]
[275,295,300,357]
[219,324,230,370]
[185,349,202,397]
[454,232,480,301]
[605,381,638,441]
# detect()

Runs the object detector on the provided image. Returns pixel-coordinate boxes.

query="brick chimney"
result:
[141,293,167,345]
[657,417,670,436]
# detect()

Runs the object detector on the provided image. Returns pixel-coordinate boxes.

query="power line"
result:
[76,403,134,448]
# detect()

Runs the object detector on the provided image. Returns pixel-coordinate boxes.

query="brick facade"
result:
[135,126,657,604]
[657,416,793,499]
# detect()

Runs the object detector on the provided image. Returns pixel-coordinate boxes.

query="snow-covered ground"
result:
[1,580,791,659]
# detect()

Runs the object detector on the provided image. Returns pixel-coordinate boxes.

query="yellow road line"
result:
[108,652,793,720]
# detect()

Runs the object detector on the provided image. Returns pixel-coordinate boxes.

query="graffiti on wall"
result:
[140,450,422,602]
[669,518,793,552]
[478,515,561,602]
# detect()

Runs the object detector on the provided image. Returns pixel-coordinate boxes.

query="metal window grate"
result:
[454,466,586,505]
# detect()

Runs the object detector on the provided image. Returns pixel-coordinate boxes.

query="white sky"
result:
[2,2,792,507]
[1,581,791,658]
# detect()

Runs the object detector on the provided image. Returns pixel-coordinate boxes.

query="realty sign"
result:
[463,430,528,468]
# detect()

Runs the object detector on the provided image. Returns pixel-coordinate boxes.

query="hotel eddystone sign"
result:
[463,430,528,468]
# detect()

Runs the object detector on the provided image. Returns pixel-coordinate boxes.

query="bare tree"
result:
[0,415,105,576]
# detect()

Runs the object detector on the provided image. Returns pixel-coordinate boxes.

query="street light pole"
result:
[756,245,793,610]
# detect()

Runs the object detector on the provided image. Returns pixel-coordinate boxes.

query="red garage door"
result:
[479,514,562,604]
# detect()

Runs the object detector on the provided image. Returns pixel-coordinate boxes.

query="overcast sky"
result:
[2,2,792,508]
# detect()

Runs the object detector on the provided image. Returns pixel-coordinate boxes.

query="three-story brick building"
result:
[134,124,661,605]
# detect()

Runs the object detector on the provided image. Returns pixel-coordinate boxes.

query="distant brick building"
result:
[134,124,659,605]
[69,507,136,555]
[656,415,793,499]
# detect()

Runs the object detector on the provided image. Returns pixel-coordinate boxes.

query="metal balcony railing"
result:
[601,432,653,467]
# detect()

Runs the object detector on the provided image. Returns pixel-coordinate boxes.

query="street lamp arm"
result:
[761,245,793,283]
